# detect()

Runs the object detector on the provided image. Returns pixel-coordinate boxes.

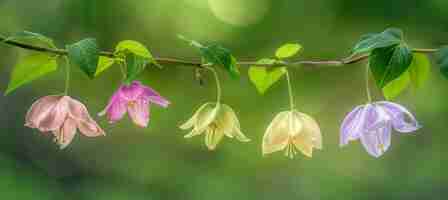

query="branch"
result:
[0,35,438,68]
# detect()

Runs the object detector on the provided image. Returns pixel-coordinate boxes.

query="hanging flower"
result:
[262,110,322,158]
[180,102,250,150]
[340,101,421,157]
[25,95,104,149]
[99,81,170,127]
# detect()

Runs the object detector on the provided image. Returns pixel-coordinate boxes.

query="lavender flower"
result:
[340,101,421,157]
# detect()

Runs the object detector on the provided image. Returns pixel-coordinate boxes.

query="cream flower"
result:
[180,102,250,150]
[262,110,322,158]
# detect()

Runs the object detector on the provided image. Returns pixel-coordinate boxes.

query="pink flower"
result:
[25,95,105,149]
[99,81,170,127]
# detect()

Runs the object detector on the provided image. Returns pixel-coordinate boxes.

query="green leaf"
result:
[248,58,286,94]
[435,47,448,79]
[115,40,153,59]
[369,44,413,88]
[382,72,410,100]
[352,28,403,55]
[66,38,100,79]
[125,53,148,84]
[381,53,430,99]
[5,53,57,95]
[199,44,239,78]
[275,43,302,59]
[5,31,56,48]
[95,56,115,76]
[408,53,431,89]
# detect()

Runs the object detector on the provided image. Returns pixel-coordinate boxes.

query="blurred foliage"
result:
[0,0,445,199]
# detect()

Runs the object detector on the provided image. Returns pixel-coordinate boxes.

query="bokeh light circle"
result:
[208,0,270,26]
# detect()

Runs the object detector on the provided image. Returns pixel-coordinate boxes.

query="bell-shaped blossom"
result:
[25,95,105,149]
[340,101,421,157]
[262,110,322,158]
[180,103,250,150]
[99,81,170,127]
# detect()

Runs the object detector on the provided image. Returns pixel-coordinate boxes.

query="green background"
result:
[0,0,444,199]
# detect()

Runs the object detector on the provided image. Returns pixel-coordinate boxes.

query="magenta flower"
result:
[25,95,105,149]
[99,81,170,127]
[340,101,421,157]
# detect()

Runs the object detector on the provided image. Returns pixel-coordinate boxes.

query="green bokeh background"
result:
[0,0,445,199]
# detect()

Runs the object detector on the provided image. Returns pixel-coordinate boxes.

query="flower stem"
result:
[285,70,295,110]
[64,56,71,95]
[205,66,221,104]
[119,62,127,81]
[365,64,372,103]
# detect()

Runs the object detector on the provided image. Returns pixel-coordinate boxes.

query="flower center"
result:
[127,100,136,107]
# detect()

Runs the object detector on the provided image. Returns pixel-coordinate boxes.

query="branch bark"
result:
[0,35,438,68]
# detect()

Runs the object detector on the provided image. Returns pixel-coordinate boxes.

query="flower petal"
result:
[25,95,62,128]
[340,105,369,146]
[377,101,421,133]
[360,123,392,158]
[204,127,225,151]
[288,111,303,137]
[193,103,219,134]
[142,85,170,108]
[297,112,322,149]
[292,133,314,157]
[127,98,150,127]
[233,128,251,142]
[37,96,70,132]
[179,103,211,130]
[66,97,105,136]
[119,81,145,101]
[262,111,290,155]
[99,90,127,123]
[56,118,78,149]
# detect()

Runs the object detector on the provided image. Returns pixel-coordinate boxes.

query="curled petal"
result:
[262,112,290,155]
[56,118,78,149]
[217,104,249,141]
[78,121,105,137]
[37,96,70,132]
[179,103,210,130]
[127,98,150,127]
[340,105,369,146]
[66,97,105,136]
[233,128,251,142]
[25,95,62,128]
[360,123,392,158]
[142,85,170,107]
[377,101,421,133]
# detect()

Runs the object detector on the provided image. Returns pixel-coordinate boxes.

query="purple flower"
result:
[99,81,170,127]
[340,101,421,157]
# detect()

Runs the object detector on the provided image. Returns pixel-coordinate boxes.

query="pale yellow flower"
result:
[180,102,250,150]
[262,110,322,158]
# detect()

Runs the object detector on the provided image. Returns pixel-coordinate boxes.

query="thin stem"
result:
[365,64,372,103]
[118,61,127,81]
[64,57,71,95]
[0,34,439,68]
[285,70,295,110]
[205,66,222,103]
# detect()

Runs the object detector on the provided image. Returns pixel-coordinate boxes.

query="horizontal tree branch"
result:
[0,35,439,68]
